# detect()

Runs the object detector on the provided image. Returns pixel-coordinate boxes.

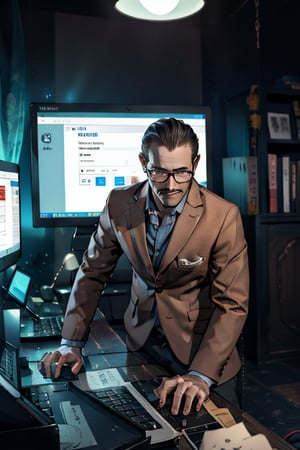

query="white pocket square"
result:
[178,256,205,267]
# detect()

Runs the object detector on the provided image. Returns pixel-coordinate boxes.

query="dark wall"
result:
[54,14,203,105]
[15,0,300,290]
[201,0,300,94]
[27,8,203,104]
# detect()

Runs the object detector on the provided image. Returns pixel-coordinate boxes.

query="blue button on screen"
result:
[95,177,106,186]
[114,176,125,186]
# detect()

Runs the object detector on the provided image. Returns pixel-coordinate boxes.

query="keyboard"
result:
[26,382,162,431]
[23,382,71,421]
[34,316,64,336]
[0,345,18,388]
[24,384,55,419]
[20,315,64,339]
[72,380,179,445]
[87,385,161,430]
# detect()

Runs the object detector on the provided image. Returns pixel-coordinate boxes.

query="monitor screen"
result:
[30,103,212,227]
[0,160,21,271]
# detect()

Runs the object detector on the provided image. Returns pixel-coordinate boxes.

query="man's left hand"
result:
[153,374,209,415]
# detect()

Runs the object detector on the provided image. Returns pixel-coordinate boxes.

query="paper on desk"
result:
[31,296,44,303]
[73,367,125,391]
[200,422,273,450]
[60,401,97,449]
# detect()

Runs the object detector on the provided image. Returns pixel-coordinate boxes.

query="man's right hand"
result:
[38,345,83,379]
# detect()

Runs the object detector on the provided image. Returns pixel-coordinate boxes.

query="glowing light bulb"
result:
[139,0,180,16]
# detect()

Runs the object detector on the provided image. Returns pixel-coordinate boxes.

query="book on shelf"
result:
[277,155,290,213]
[222,156,259,215]
[277,155,283,212]
[290,160,297,213]
[297,160,300,213]
[282,155,290,213]
[268,153,278,213]
[272,155,300,214]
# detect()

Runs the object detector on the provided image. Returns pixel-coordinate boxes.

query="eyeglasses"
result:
[147,169,194,183]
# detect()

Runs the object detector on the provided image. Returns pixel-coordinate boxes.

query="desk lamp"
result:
[40,252,79,302]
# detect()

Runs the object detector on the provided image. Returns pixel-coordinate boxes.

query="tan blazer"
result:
[62,180,249,385]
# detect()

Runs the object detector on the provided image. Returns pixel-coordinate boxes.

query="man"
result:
[40,118,249,416]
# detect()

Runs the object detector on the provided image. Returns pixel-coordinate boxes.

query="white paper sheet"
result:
[200,422,274,450]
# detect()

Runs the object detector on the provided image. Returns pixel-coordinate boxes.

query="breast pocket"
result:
[178,256,206,268]
[176,256,208,277]
[170,256,209,288]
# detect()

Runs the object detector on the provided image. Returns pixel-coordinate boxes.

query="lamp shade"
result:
[40,253,79,301]
[115,0,205,21]
[63,253,80,271]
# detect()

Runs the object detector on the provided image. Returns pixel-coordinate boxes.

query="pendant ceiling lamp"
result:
[115,0,205,21]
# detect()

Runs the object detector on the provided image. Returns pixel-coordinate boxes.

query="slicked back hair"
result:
[141,118,199,161]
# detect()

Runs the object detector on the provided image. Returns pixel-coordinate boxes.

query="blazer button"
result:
[155,287,163,293]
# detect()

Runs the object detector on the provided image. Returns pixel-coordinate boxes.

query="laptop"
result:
[71,366,219,446]
[5,267,64,340]
[0,340,58,444]
[0,340,149,449]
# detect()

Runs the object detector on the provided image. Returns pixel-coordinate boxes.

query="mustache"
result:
[158,188,183,195]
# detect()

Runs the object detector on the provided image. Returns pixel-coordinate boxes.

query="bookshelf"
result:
[225,86,300,363]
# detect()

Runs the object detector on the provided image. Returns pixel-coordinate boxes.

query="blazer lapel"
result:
[124,183,155,277]
[158,181,204,274]
[119,181,204,278]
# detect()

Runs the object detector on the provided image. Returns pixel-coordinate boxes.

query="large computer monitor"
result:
[0,160,21,271]
[30,103,212,228]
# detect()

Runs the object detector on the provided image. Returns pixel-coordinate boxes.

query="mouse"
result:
[50,362,79,381]
[19,356,29,369]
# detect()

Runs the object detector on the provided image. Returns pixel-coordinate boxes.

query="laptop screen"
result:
[6,268,39,322]
[7,268,31,308]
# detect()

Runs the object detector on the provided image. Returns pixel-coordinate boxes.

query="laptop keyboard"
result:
[24,384,55,419]
[86,386,162,431]
[0,346,18,387]
[0,347,13,377]
[33,316,64,337]
[23,383,71,421]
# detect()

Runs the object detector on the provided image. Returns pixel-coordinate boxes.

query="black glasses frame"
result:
[146,169,194,183]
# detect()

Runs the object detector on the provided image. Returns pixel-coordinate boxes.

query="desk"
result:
[20,312,295,450]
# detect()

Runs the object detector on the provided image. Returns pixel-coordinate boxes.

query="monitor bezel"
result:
[0,159,21,272]
[30,103,213,228]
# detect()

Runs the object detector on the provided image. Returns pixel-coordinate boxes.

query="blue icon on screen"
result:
[95,177,106,186]
[114,177,125,186]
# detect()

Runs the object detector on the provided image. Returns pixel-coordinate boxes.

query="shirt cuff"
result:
[61,338,86,348]
[188,370,214,387]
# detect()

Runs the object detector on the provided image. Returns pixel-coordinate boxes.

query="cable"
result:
[283,429,300,443]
